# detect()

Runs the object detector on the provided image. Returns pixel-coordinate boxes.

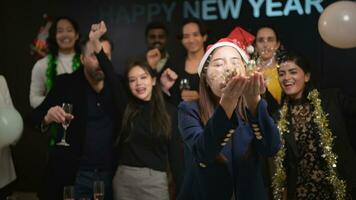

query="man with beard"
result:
[31,36,125,200]
[145,22,174,76]
[144,22,181,106]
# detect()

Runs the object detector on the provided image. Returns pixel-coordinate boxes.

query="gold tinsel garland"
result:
[272,102,289,200]
[272,89,346,200]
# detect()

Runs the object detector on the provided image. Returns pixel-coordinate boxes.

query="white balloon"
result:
[0,108,23,148]
[318,1,356,48]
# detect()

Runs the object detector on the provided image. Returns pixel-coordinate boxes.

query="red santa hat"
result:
[227,26,255,54]
[198,27,255,76]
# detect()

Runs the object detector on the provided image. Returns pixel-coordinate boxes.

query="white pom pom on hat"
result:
[246,45,254,54]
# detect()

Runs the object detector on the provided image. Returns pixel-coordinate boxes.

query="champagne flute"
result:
[63,185,75,200]
[57,103,73,146]
[179,78,190,90]
[93,181,105,200]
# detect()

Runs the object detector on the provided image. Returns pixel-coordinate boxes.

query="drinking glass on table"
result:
[6,196,17,200]
[93,181,105,200]
[63,185,75,200]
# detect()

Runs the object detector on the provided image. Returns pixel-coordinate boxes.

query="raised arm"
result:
[242,71,280,156]
[89,21,128,111]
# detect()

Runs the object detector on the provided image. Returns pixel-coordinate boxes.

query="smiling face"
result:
[205,46,245,97]
[181,22,207,54]
[128,66,156,101]
[278,61,310,100]
[146,28,167,52]
[55,19,79,53]
[255,27,280,61]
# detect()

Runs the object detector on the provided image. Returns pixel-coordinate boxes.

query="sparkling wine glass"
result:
[93,181,105,200]
[179,78,190,90]
[57,103,73,146]
[63,185,75,200]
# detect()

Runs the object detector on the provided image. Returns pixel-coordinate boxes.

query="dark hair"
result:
[80,35,114,54]
[120,61,172,142]
[277,50,315,101]
[47,16,81,55]
[144,21,168,37]
[255,24,281,43]
[178,18,208,40]
[253,24,284,61]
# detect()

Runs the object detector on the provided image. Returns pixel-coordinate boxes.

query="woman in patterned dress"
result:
[273,50,356,199]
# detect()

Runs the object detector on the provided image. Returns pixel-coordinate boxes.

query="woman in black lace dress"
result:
[272,51,356,200]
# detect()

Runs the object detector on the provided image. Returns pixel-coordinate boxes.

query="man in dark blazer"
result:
[31,36,125,200]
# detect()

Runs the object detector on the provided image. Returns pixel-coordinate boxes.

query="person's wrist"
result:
[245,95,261,116]
[91,39,102,53]
[41,115,51,133]
[246,94,260,102]
[161,85,170,94]
[44,114,51,125]
[163,85,169,91]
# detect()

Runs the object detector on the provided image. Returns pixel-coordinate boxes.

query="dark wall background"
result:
[0,0,355,192]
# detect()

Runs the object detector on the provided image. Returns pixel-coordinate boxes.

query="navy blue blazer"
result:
[177,99,280,200]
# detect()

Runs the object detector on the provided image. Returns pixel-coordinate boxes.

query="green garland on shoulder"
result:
[272,102,289,200]
[45,53,81,146]
[272,89,346,200]
[46,53,81,92]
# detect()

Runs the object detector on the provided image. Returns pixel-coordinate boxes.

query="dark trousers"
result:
[38,150,77,200]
